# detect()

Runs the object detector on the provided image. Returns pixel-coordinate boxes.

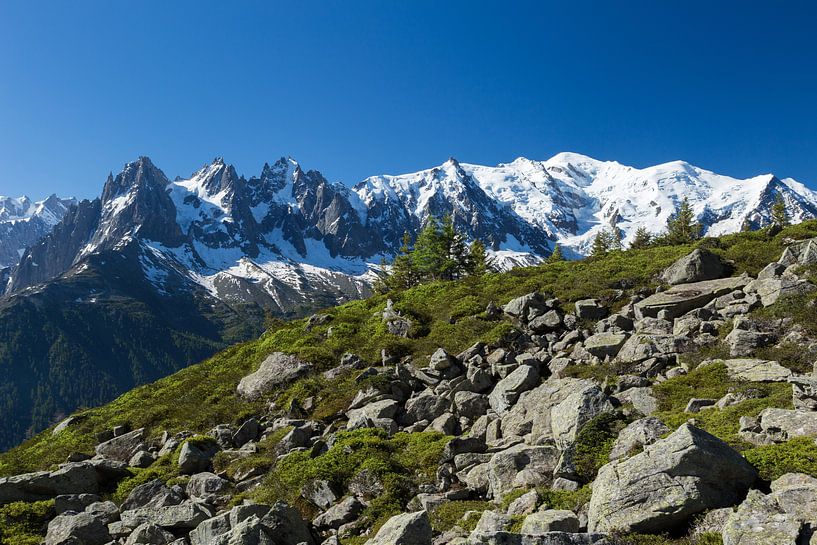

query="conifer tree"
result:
[412,217,445,281]
[547,243,564,263]
[665,197,701,244]
[590,229,614,258]
[771,194,790,227]
[439,214,469,280]
[466,238,492,276]
[630,227,652,249]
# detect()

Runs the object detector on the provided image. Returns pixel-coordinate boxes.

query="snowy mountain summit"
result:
[0,194,76,267]
[4,153,816,317]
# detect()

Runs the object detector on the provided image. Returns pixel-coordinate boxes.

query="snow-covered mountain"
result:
[4,153,816,317]
[0,195,76,268]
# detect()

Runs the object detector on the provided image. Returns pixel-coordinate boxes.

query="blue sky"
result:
[1,1,816,199]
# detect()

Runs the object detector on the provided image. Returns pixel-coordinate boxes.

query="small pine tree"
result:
[630,227,652,249]
[412,217,445,281]
[590,230,614,258]
[771,194,790,227]
[465,238,493,276]
[439,214,469,280]
[379,232,418,292]
[547,244,565,263]
[665,197,702,244]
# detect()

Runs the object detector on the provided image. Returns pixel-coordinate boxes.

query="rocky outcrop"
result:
[588,424,757,533]
[236,352,314,400]
[660,248,727,285]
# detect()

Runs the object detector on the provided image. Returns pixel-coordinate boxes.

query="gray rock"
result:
[789,376,817,410]
[0,459,129,505]
[574,299,607,320]
[660,249,726,285]
[529,310,563,333]
[232,418,261,447]
[454,391,490,419]
[520,510,580,534]
[635,276,751,320]
[725,328,775,357]
[365,510,431,545]
[749,408,817,443]
[723,358,792,382]
[260,501,316,545]
[129,450,155,469]
[488,444,559,499]
[504,293,547,321]
[588,423,758,533]
[120,501,214,529]
[313,496,364,530]
[121,479,185,511]
[46,512,111,545]
[500,378,595,441]
[506,489,538,515]
[124,522,176,545]
[722,489,802,545]
[685,398,717,413]
[404,392,450,424]
[86,500,119,524]
[430,348,455,370]
[186,472,231,503]
[488,365,540,415]
[613,387,659,416]
[55,493,101,514]
[95,428,146,463]
[236,352,313,400]
[745,275,815,307]
[302,479,338,510]
[550,385,614,449]
[608,417,669,461]
[178,439,220,474]
[430,412,458,435]
[583,332,628,359]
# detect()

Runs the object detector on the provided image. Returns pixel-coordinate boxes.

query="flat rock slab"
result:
[635,276,750,320]
[236,352,313,400]
[722,359,792,382]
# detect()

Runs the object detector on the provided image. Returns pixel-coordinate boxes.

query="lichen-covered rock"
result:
[722,359,792,382]
[236,352,313,400]
[520,510,580,534]
[487,444,559,499]
[608,417,669,461]
[722,489,802,545]
[583,332,628,359]
[488,365,540,415]
[550,385,613,449]
[661,249,727,285]
[588,423,757,533]
[45,512,111,545]
[0,459,129,504]
[365,510,432,545]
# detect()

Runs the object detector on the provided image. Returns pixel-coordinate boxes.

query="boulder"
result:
[236,352,313,400]
[45,512,111,545]
[722,489,802,545]
[500,378,595,441]
[178,439,220,474]
[789,376,817,410]
[186,472,231,503]
[365,510,431,545]
[121,479,184,511]
[301,479,338,510]
[313,496,364,530]
[608,417,669,461]
[574,299,607,320]
[722,359,792,382]
[583,332,628,359]
[660,249,727,285]
[454,391,490,419]
[529,310,563,333]
[232,418,261,447]
[95,428,146,463]
[488,365,540,415]
[506,489,538,515]
[0,459,129,505]
[504,293,547,321]
[745,276,815,307]
[588,424,758,533]
[487,444,560,498]
[120,501,214,529]
[725,329,775,357]
[613,387,659,416]
[403,393,450,424]
[124,522,176,545]
[550,385,614,449]
[520,510,580,534]
[55,493,101,514]
[747,408,817,443]
[635,276,751,320]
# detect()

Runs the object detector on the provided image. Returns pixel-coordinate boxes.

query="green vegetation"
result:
[573,411,631,483]
[610,533,723,545]
[378,215,493,292]
[250,429,449,535]
[428,500,492,532]
[744,437,817,481]
[653,363,791,448]
[0,500,54,545]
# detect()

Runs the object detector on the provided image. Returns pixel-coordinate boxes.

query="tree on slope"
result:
[771,195,790,227]
[630,227,652,249]
[664,197,702,244]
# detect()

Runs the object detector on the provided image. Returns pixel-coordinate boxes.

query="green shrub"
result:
[0,500,54,545]
[744,437,817,481]
[573,411,630,482]
[428,500,492,532]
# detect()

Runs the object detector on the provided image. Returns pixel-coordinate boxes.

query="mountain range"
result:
[0,151,815,450]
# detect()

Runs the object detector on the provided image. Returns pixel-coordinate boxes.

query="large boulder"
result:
[45,512,111,545]
[583,332,629,359]
[722,489,803,545]
[365,510,431,545]
[487,444,560,498]
[588,423,757,533]
[120,501,214,529]
[488,365,540,415]
[790,376,817,410]
[178,439,220,474]
[95,428,146,462]
[500,378,595,441]
[608,417,669,461]
[236,352,313,400]
[741,408,817,444]
[722,359,792,382]
[745,276,815,307]
[550,385,614,449]
[0,459,129,505]
[121,479,184,511]
[634,276,751,320]
[661,249,727,285]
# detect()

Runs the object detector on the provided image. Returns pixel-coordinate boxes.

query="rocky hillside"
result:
[3,222,817,544]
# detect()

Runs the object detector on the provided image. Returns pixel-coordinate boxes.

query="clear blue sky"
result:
[1,1,816,199]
